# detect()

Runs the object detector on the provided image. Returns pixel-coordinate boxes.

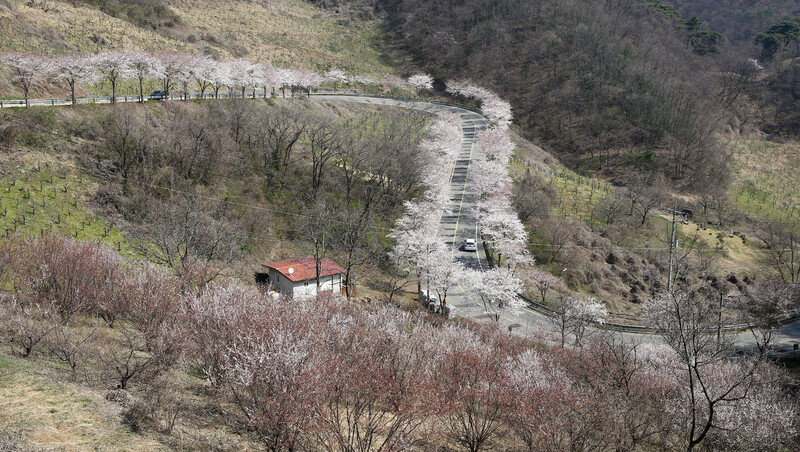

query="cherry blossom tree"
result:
[8,234,123,323]
[115,263,180,351]
[550,295,607,347]
[479,201,532,268]
[208,62,231,99]
[350,74,376,91]
[224,59,254,98]
[296,69,323,97]
[252,62,277,98]
[645,288,793,450]
[446,80,513,130]
[470,156,512,202]
[126,51,163,103]
[416,112,463,202]
[323,67,347,92]
[477,128,515,164]
[389,199,446,297]
[224,319,320,450]
[181,283,264,388]
[92,51,132,103]
[466,267,524,312]
[52,55,96,106]
[506,349,578,451]
[435,327,514,452]
[208,292,326,450]
[310,309,432,451]
[481,96,513,131]
[157,53,193,99]
[188,55,215,99]
[274,67,296,98]
[245,62,263,99]
[707,369,796,451]
[423,248,466,313]
[524,267,562,304]
[0,298,57,357]
[407,73,433,94]
[1,53,50,107]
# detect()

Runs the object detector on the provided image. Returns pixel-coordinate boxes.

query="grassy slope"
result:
[0,0,394,98]
[0,155,131,251]
[0,354,169,451]
[171,0,391,74]
[509,125,795,313]
[730,138,800,223]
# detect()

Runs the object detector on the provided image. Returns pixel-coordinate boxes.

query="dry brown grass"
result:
[0,0,393,70]
[0,354,169,451]
[1,0,395,99]
[172,0,393,75]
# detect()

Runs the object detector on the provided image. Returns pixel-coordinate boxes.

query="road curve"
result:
[316,95,555,338]
[314,95,800,355]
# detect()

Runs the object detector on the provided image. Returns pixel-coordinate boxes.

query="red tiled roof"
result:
[263,257,345,283]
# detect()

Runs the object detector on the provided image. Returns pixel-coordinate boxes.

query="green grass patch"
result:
[0,353,28,373]
[543,165,613,226]
[730,139,800,222]
[0,161,133,254]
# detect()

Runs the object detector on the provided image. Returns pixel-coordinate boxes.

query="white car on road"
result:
[462,238,477,252]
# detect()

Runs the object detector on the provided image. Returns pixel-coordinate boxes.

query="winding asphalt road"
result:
[317,95,800,356]
[7,93,800,355]
[318,95,554,339]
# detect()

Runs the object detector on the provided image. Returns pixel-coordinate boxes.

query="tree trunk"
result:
[139,77,144,103]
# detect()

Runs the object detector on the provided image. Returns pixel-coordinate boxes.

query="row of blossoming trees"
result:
[389,81,527,312]
[0,51,438,107]
[389,80,606,324]
[0,233,794,450]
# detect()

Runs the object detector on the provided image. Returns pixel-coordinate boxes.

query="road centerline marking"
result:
[451,118,477,257]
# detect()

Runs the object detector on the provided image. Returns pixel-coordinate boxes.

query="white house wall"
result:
[269,269,295,297]
[292,274,342,300]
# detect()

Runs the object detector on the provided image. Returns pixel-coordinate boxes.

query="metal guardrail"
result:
[1,92,256,108]
[516,293,653,333]
[517,291,800,335]
[311,91,485,115]
[1,91,487,118]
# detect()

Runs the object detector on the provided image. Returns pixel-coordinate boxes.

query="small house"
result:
[262,257,345,300]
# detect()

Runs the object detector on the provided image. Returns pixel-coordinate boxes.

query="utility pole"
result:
[667,198,689,292]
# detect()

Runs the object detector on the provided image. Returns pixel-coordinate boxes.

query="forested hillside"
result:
[664,0,800,45]
[379,0,732,188]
